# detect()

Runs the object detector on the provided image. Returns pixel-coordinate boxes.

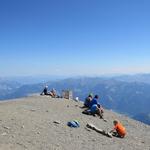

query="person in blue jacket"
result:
[89,95,99,108]
[82,103,104,119]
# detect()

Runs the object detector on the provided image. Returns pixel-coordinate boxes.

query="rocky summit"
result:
[0,95,150,150]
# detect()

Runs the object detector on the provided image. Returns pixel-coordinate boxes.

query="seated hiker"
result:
[82,103,104,118]
[40,86,48,95]
[89,95,99,108]
[110,120,126,138]
[49,88,57,98]
[84,93,93,107]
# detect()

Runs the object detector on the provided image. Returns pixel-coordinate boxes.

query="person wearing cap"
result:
[110,120,126,138]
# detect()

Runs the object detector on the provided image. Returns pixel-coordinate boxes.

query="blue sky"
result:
[0,0,150,76]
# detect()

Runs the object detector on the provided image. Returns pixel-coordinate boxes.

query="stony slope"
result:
[0,95,150,150]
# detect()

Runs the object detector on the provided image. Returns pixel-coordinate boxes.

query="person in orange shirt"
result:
[110,120,126,138]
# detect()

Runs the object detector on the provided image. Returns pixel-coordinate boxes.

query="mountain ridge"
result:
[0,75,150,125]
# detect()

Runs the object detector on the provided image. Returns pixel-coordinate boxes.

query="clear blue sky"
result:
[0,0,150,76]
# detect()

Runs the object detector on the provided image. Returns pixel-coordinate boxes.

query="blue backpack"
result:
[67,120,80,128]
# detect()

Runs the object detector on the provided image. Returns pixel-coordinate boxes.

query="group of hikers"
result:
[40,86,58,98]
[83,94,104,119]
[83,93,126,138]
[40,86,126,138]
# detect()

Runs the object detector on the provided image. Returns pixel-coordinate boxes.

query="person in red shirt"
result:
[110,120,126,138]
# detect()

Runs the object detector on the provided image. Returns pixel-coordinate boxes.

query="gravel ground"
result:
[0,95,150,150]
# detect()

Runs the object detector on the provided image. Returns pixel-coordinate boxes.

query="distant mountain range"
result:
[0,79,21,100]
[0,74,150,125]
[112,74,150,84]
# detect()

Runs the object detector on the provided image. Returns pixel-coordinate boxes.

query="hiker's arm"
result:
[109,129,115,133]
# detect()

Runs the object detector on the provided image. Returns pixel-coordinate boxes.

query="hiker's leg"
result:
[82,109,91,115]
[112,131,123,138]
[97,109,103,118]
[100,110,104,118]
[49,92,53,97]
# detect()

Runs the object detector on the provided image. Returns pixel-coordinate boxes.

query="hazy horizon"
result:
[1,72,150,79]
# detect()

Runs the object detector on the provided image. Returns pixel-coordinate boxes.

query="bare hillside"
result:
[0,96,150,150]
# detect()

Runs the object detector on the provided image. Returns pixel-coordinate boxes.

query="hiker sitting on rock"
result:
[84,93,93,108]
[40,86,48,95]
[110,120,126,138]
[49,88,57,98]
